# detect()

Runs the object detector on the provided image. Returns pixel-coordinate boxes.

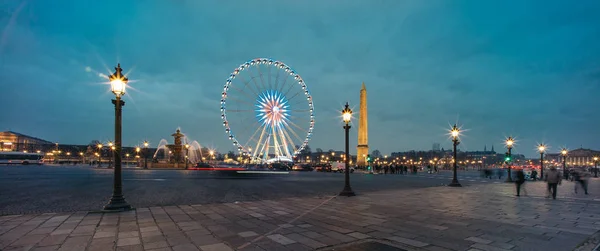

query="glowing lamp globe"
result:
[538,144,546,153]
[143,141,149,147]
[561,149,568,155]
[342,102,352,124]
[109,64,128,97]
[594,157,598,161]
[506,137,514,147]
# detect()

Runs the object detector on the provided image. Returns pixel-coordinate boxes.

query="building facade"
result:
[0,131,55,152]
[546,148,600,166]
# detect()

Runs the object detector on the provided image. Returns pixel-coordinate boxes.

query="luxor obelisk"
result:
[356,83,369,167]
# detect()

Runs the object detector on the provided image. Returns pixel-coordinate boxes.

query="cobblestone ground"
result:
[1,180,599,251]
[0,165,492,215]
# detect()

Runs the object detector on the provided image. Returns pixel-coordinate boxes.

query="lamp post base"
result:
[448,180,462,187]
[339,187,356,197]
[103,195,132,212]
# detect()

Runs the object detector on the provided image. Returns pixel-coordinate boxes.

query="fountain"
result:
[147,128,205,169]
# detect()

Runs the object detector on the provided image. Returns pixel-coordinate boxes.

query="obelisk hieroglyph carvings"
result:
[356,83,369,167]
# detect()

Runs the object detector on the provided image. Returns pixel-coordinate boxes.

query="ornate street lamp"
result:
[135,147,141,167]
[561,148,568,179]
[209,150,214,164]
[107,141,114,168]
[185,143,190,169]
[339,102,356,196]
[537,144,546,180]
[593,156,598,178]
[143,141,149,169]
[505,136,515,182]
[97,143,103,167]
[103,63,132,211]
[448,124,462,187]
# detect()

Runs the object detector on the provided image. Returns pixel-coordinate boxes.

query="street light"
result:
[135,147,141,167]
[103,63,132,212]
[339,102,355,196]
[448,124,462,187]
[185,144,190,169]
[97,144,103,167]
[593,156,598,178]
[209,150,214,164]
[107,141,114,168]
[561,148,568,179]
[537,144,546,180]
[505,136,515,182]
[143,141,149,169]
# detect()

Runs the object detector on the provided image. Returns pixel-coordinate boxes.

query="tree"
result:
[303,145,311,154]
[371,150,382,158]
[89,140,101,146]
[316,148,323,153]
[227,151,235,159]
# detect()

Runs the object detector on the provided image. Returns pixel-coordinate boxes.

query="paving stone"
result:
[172,243,200,251]
[32,245,60,251]
[470,243,512,251]
[116,244,144,251]
[198,242,234,251]
[238,231,258,238]
[37,234,69,247]
[144,240,169,249]
[347,232,371,239]
[285,233,326,249]
[189,234,220,246]
[386,236,429,248]
[465,236,493,244]
[117,237,141,246]
[267,234,297,245]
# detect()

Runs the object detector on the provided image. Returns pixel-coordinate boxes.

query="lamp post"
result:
[108,141,114,168]
[209,150,214,164]
[103,63,132,211]
[537,144,546,180]
[79,152,84,165]
[97,144,103,167]
[593,156,598,178]
[185,144,190,169]
[143,141,149,169]
[339,102,356,196]
[135,147,141,167]
[448,124,462,187]
[561,148,568,179]
[505,137,514,182]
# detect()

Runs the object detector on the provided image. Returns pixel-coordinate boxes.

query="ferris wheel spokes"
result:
[221,58,314,163]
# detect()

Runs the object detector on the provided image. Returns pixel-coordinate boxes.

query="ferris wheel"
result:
[220,58,314,163]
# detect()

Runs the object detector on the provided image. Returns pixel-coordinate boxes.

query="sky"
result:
[1,0,599,158]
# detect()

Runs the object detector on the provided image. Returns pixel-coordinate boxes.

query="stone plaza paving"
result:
[1,180,600,251]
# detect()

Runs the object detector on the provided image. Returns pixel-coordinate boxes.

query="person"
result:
[515,168,526,196]
[531,169,538,181]
[574,169,589,195]
[497,168,504,179]
[545,166,562,199]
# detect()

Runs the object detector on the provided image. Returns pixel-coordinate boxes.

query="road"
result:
[0,165,496,215]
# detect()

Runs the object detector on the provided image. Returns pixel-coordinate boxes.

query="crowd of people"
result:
[513,167,590,199]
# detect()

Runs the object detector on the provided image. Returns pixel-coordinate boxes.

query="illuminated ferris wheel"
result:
[220,58,314,163]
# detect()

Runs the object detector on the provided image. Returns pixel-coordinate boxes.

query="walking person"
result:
[574,169,589,195]
[515,168,526,196]
[545,166,562,199]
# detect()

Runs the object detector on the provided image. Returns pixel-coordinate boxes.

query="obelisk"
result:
[356,83,369,167]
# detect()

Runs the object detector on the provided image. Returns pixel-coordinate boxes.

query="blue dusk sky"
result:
[1,0,599,157]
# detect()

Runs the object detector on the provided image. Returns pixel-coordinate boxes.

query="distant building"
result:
[546,148,600,166]
[0,131,54,152]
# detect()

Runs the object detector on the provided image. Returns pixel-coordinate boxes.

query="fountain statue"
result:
[164,129,183,163]
[149,128,204,168]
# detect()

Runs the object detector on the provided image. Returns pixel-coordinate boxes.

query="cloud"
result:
[1,0,599,157]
